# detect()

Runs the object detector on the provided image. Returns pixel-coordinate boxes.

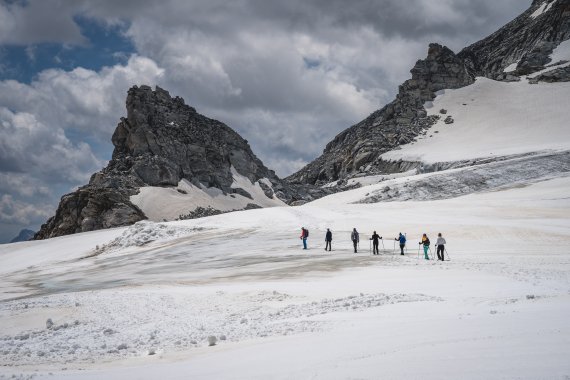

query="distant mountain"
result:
[287,0,570,185]
[10,229,35,243]
[35,86,329,240]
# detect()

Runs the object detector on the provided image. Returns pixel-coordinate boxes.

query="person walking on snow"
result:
[325,228,332,251]
[395,233,406,255]
[351,228,360,253]
[300,227,309,250]
[419,233,430,260]
[435,233,446,261]
[370,231,382,255]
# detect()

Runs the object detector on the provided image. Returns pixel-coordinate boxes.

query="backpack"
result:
[305,229,309,238]
[425,238,430,245]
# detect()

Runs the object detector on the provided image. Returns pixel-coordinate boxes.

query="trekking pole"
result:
[393,239,396,255]
[417,244,420,260]
[369,239,372,255]
[445,248,451,261]
[381,238,385,254]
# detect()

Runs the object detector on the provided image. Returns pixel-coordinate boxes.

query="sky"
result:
[0,0,530,242]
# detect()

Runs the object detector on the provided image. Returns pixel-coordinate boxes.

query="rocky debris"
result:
[439,109,447,114]
[444,116,454,124]
[178,206,223,220]
[207,336,217,346]
[35,86,331,239]
[287,43,473,185]
[529,65,570,83]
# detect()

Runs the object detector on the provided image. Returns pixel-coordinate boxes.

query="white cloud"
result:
[0,55,165,140]
[0,108,102,184]
[0,194,53,225]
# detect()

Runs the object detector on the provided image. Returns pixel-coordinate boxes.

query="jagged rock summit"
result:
[287,0,570,186]
[35,86,307,239]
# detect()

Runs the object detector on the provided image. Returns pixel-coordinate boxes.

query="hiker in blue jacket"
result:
[395,233,406,255]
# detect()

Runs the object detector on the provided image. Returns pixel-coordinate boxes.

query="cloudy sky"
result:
[0,0,529,242]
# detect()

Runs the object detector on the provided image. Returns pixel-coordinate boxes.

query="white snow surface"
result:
[131,166,286,221]
[530,1,555,18]
[550,38,570,63]
[1,170,570,379]
[503,61,519,72]
[380,77,570,164]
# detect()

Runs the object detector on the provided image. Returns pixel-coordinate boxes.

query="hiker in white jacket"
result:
[435,233,446,261]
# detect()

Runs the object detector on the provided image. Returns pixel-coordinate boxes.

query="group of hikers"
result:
[299,227,447,261]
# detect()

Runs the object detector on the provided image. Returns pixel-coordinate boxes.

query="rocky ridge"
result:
[287,0,570,186]
[35,86,330,239]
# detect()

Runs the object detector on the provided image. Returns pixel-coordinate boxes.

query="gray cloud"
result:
[0,1,86,45]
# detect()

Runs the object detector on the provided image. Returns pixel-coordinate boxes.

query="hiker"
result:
[435,233,446,261]
[325,228,332,251]
[351,228,360,253]
[419,233,430,260]
[395,233,406,255]
[370,231,382,255]
[300,227,309,250]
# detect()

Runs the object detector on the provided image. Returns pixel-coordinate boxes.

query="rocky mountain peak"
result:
[35,85,320,239]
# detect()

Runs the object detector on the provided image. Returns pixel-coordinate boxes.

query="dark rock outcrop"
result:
[35,86,325,240]
[458,0,570,79]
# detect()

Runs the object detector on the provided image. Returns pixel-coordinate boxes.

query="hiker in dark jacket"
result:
[370,231,382,255]
[395,233,406,255]
[325,228,332,251]
[351,228,360,253]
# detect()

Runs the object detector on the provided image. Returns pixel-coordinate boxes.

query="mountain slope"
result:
[9,229,35,243]
[288,0,570,186]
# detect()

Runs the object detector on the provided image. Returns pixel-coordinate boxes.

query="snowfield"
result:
[381,78,570,164]
[1,170,570,379]
[131,167,285,221]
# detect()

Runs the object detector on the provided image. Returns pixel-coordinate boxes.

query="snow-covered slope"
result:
[1,170,570,379]
[131,167,286,221]
[381,78,570,164]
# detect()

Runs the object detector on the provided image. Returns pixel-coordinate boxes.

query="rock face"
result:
[288,0,570,186]
[35,86,320,240]
[458,0,570,79]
